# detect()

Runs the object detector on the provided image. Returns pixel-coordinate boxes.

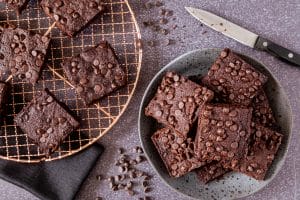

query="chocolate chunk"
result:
[252,90,276,127]
[232,124,282,180]
[41,0,105,37]
[0,0,29,14]
[145,72,214,138]
[196,161,230,183]
[14,89,79,156]
[62,41,126,105]
[195,104,252,169]
[202,48,268,106]
[0,23,50,83]
[0,82,8,118]
[151,128,206,177]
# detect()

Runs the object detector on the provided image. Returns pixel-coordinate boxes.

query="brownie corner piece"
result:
[41,0,105,37]
[195,104,252,169]
[196,161,230,184]
[151,127,205,178]
[202,48,268,106]
[145,72,214,137]
[14,89,79,156]
[0,24,50,83]
[234,124,282,180]
[62,41,126,105]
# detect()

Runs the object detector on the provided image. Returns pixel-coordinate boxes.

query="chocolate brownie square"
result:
[233,124,282,180]
[151,127,206,177]
[202,48,268,106]
[0,23,50,83]
[0,82,7,117]
[252,90,276,127]
[196,161,230,183]
[0,0,29,14]
[195,104,252,169]
[145,72,214,138]
[14,89,79,156]
[62,41,126,105]
[41,0,105,37]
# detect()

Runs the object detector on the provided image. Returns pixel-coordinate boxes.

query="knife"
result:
[185,7,300,66]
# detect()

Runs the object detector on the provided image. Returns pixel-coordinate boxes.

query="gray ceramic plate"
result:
[138,49,292,200]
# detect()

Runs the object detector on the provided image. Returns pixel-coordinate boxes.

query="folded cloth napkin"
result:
[0,144,104,200]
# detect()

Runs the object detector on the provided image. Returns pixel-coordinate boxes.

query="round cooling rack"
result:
[0,0,142,163]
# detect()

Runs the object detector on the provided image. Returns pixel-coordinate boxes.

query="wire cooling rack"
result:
[0,0,142,163]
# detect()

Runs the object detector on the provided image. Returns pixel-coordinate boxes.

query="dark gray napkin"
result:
[0,144,103,200]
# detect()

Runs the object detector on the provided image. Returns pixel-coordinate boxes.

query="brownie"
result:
[14,89,79,156]
[151,127,206,178]
[41,0,105,37]
[61,41,126,105]
[0,82,7,117]
[196,161,230,183]
[145,72,214,138]
[195,104,252,169]
[202,48,268,106]
[0,0,29,14]
[0,23,50,83]
[252,90,276,127]
[233,124,282,180]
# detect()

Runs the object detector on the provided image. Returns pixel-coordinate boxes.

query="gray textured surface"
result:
[0,0,299,200]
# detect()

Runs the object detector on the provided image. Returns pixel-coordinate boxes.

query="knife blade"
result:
[185,7,300,66]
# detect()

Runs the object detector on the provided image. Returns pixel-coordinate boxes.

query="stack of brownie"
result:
[0,2,128,157]
[145,49,283,183]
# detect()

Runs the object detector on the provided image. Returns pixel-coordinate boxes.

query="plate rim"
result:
[138,48,293,200]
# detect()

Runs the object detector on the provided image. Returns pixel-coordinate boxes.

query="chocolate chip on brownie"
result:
[14,89,79,156]
[202,48,268,106]
[0,0,29,14]
[252,90,276,127]
[62,41,126,105]
[41,0,105,37]
[0,23,50,83]
[151,127,206,177]
[145,72,214,138]
[232,123,282,180]
[196,161,230,184]
[195,104,252,169]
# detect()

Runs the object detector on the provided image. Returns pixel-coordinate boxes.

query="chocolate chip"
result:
[93,59,100,66]
[108,63,113,69]
[94,84,103,93]
[230,142,239,149]
[239,130,246,137]
[53,14,60,21]
[72,12,80,19]
[76,86,84,93]
[229,110,238,117]
[220,50,228,58]
[71,61,78,67]
[228,152,235,158]
[230,124,238,131]
[25,71,32,79]
[255,130,262,137]
[31,50,38,57]
[80,78,88,85]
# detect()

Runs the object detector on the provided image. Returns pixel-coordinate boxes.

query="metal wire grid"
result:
[0,0,142,163]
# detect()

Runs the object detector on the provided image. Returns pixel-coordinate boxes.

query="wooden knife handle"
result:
[255,37,300,67]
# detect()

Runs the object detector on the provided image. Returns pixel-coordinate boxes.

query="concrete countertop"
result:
[0,0,299,199]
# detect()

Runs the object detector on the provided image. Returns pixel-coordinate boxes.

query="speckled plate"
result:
[138,49,292,200]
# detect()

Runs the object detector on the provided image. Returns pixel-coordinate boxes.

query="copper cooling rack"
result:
[0,0,142,163]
